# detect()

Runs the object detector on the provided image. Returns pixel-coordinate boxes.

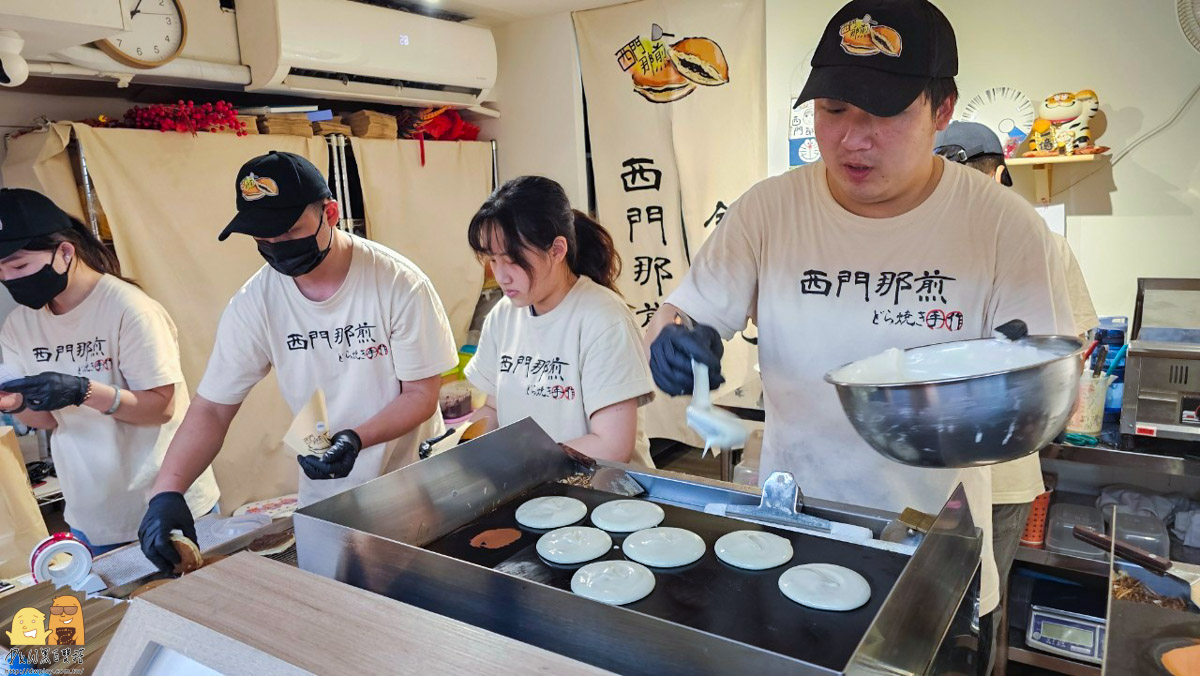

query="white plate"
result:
[571,560,655,605]
[536,526,612,565]
[591,500,665,533]
[621,527,706,568]
[715,530,793,570]
[778,563,871,611]
[515,496,588,530]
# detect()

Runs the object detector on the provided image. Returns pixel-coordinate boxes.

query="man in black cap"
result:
[138,151,458,572]
[645,1,1072,669]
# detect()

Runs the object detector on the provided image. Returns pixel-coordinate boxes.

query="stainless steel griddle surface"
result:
[424,482,909,672]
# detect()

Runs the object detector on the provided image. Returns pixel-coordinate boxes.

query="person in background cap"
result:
[937,120,1099,673]
[138,151,457,573]
[0,188,218,555]
[936,120,1099,337]
[645,1,1073,671]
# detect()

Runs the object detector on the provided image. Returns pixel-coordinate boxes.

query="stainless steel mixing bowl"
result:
[824,336,1085,468]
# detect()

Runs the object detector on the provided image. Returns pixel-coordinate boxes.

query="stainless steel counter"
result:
[294,417,985,675]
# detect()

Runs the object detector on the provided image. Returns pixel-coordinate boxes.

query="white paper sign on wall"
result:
[789,98,820,166]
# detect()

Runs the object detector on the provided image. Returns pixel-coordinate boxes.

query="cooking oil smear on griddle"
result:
[470,528,523,549]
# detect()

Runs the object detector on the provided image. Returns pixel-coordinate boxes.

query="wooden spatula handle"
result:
[1073,526,1171,574]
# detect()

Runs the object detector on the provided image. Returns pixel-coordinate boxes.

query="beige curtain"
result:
[72,124,329,513]
[574,0,766,442]
[351,138,492,346]
[0,123,85,220]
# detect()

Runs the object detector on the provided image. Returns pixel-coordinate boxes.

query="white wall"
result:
[765,0,1200,320]
[476,12,589,208]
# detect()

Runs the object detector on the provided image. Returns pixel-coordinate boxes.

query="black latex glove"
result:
[138,491,197,573]
[2,373,89,412]
[993,319,1029,341]
[297,429,363,480]
[649,323,725,396]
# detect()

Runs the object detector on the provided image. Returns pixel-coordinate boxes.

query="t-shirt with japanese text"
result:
[666,159,1075,614]
[465,275,656,467]
[0,275,219,545]
[197,235,458,506]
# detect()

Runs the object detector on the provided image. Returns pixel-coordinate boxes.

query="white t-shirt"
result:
[667,159,1075,614]
[1053,234,1099,338]
[197,235,458,506]
[465,275,656,467]
[990,235,1097,506]
[0,275,219,545]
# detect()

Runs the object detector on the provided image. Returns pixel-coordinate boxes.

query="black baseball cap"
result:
[218,151,332,241]
[935,121,1004,160]
[0,188,74,259]
[796,0,958,117]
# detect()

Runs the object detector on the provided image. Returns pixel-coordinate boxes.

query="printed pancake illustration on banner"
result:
[838,14,902,57]
[616,24,729,103]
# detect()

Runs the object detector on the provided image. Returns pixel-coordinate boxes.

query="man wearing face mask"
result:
[139,151,458,573]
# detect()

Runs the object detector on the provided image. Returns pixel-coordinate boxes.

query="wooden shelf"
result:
[1007,154,1102,166]
[1005,153,1107,204]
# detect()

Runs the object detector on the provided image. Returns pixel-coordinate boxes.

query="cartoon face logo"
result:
[838,14,902,57]
[239,173,280,202]
[6,607,48,645]
[46,595,84,646]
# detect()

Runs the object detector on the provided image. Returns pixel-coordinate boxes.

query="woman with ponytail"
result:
[464,176,656,466]
[0,188,218,554]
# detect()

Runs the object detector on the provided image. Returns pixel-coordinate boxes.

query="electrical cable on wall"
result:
[1050,80,1200,197]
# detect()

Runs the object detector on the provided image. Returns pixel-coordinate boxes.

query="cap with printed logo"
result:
[795,0,958,117]
[0,188,74,259]
[218,151,332,241]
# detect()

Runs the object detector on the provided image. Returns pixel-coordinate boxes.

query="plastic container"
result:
[1045,503,1107,561]
[1096,316,1128,345]
[1066,374,1115,435]
[1112,513,1170,558]
[439,381,474,421]
[1021,490,1054,548]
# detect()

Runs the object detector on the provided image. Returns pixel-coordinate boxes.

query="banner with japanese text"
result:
[574,0,765,442]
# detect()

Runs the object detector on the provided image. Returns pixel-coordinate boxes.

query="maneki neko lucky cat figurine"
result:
[1025,90,1110,157]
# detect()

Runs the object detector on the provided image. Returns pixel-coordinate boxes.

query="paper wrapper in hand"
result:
[284,389,334,457]
[0,426,49,578]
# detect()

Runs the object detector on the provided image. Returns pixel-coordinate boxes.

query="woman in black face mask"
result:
[0,188,219,555]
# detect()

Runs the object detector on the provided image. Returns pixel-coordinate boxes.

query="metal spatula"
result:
[558,443,645,497]
[1074,526,1200,607]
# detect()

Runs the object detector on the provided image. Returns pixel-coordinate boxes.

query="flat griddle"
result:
[424,481,909,672]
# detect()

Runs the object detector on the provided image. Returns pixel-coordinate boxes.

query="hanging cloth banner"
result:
[574,0,765,442]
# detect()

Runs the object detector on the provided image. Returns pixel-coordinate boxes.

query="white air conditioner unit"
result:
[236,0,496,109]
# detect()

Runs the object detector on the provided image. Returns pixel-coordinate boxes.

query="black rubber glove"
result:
[649,323,725,396]
[138,491,197,574]
[993,319,1029,341]
[2,373,90,412]
[297,429,363,480]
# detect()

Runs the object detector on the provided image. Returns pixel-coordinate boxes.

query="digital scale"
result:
[1025,580,1108,665]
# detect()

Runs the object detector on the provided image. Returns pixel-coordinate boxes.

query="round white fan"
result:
[1181,0,1200,53]
[959,87,1035,150]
